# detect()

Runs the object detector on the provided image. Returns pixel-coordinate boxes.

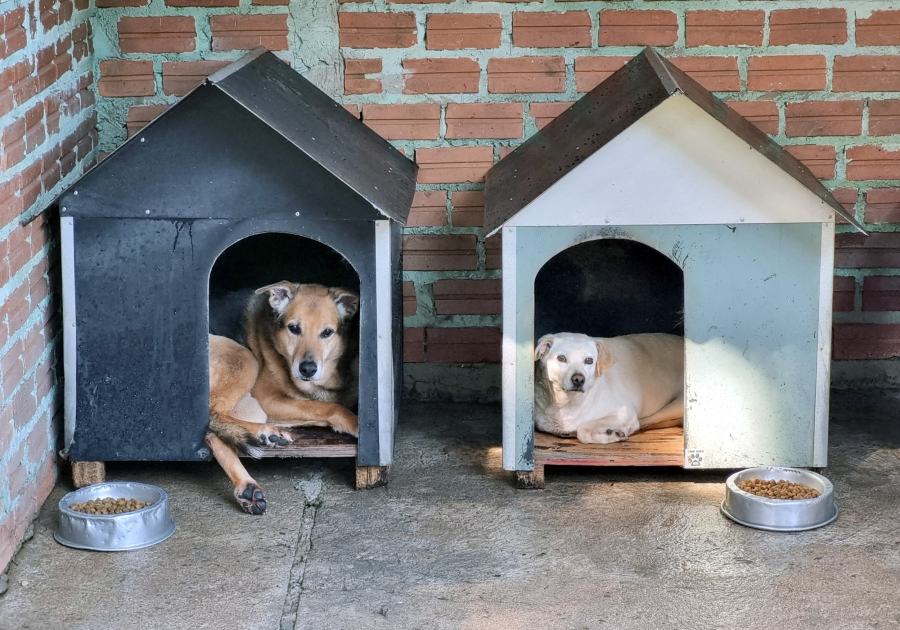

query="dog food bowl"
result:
[55,482,175,551]
[721,467,838,532]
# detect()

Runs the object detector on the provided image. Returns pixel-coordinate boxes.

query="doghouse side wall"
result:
[506,224,825,472]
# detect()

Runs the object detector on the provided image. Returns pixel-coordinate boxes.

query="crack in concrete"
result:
[280,476,323,630]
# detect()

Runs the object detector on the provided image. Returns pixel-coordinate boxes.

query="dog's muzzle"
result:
[568,373,585,391]
[297,360,319,381]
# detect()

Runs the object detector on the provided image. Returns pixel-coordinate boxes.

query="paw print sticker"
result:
[686,450,704,467]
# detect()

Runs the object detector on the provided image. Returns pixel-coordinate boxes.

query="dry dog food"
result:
[737,478,820,500]
[69,498,153,514]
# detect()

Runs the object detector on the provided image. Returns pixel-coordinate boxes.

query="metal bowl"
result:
[55,482,176,551]
[721,467,838,532]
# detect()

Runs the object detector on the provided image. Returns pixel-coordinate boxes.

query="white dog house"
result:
[485,48,865,487]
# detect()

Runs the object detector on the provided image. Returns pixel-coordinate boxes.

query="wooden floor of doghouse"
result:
[534,427,684,467]
[246,428,358,459]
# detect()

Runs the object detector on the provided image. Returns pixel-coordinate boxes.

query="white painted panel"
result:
[502,227,519,471]
[502,95,835,232]
[61,217,77,450]
[375,220,393,466]
[814,221,834,467]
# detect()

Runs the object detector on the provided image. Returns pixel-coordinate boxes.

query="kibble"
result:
[69,498,153,515]
[737,478,820,500]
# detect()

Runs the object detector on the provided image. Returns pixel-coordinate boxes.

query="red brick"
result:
[833,56,900,92]
[862,276,900,312]
[403,282,416,317]
[446,103,523,140]
[865,188,900,224]
[530,101,574,131]
[432,279,501,315]
[451,190,484,227]
[125,105,168,138]
[785,101,862,137]
[402,234,478,271]
[166,0,236,5]
[685,10,764,47]
[485,234,501,269]
[856,11,900,46]
[671,57,740,92]
[210,14,288,51]
[835,232,900,268]
[747,56,826,92]
[253,0,287,5]
[5,443,26,499]
[404,327,425,363]
[785,145,836,180]
[599,10,677,47]
[833,323,900,360]
[869,101,900,137]
[488,57,565,94]
[344,58,381,95]
[339,13,417,49]
[407,190,448,227]
[574,56,629,93]
[833,276,855,312]
[847,146,900,181]
[118,16,195,54]
[830,188,858,220]
[416,146,493,184]
[162,60,230,96]
[362,103,440,140]
[513,12,591,48]
[98,60,154,98]
[403,58,480,94]
[769,9,847,46]
[425,327,501,363]
[426,13,501,50]
[724,100,779,135]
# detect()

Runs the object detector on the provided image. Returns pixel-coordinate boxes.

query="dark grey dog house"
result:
[58,49,416,488]
[485,48,865,488]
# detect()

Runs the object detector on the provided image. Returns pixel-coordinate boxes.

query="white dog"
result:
[533,332,684,444]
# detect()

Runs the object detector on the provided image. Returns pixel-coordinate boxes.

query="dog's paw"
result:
[576,425,629,444]
[252,424,294,448]
[234,483,267,515]
[334,409,359,438]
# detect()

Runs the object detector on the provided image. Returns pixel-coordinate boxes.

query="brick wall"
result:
[0,0,96,573]
[89,0,900,398]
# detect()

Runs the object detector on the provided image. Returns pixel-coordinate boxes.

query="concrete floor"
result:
[1,391,900,629]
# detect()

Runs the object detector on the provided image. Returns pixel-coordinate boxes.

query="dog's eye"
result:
[556,355,567,363]
[584,357,594,365]
[287,323,301,336]
[320,328,334,339]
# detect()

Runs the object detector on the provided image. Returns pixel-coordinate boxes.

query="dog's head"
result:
[534,332,616,393]
[256,281,359,387]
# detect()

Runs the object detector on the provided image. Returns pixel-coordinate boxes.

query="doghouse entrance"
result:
[532,238,685,469]
[209,232,361,458]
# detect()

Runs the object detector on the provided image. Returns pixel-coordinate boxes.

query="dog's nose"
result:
[298,360,318,378]
[571,373,585,387]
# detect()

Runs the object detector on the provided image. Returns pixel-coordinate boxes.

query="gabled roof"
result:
[485,48,865,236]
[59,48,417,224]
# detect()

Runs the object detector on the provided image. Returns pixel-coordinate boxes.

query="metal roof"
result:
[59,49,417,224]
[484,48,865,235]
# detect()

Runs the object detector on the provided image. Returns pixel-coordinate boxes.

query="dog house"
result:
[57,48,416,488]
[485,48,865,488]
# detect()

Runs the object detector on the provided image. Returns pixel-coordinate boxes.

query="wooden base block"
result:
[534,427,684,468]
[356,465,389,489]
[72,461,106,488]
[515,464,545,489]
[245,427,358,459]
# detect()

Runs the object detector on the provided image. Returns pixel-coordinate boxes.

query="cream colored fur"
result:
[533,332,684,444]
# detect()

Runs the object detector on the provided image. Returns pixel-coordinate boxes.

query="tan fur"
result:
[207,283,359,514]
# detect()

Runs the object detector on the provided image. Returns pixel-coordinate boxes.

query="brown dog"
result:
[207,282,360,514]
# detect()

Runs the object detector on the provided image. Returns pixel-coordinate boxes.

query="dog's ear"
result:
[594,341,617,375]
[330,289,359,321]
[256,281,296,316]
[534,335,554,361]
